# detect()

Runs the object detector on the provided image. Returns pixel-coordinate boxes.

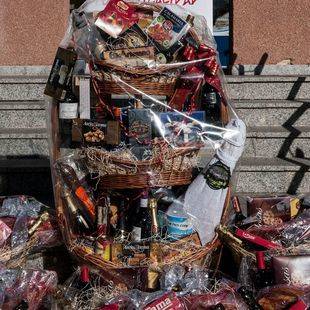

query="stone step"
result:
[233,99,310,127]
[226,76,310,100]
[1,75,310,101]
[0,128,48,157]
[0,76,46,101]
[0,101,46,129]
[235,157,310,195]
[244,126,310,158]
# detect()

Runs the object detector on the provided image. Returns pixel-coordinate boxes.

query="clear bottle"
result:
[166,200,193,240]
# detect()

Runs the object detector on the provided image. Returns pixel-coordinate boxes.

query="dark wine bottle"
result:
[237,286,262,310]
[116,200,128,242]
[201,83,221,125]
[59,91,79,148]
[232,196,246,226]
[131,190,152,241]
[254,251,274,289]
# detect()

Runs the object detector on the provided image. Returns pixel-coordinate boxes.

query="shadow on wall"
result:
[277,76,309,195]
[230,52,269,75]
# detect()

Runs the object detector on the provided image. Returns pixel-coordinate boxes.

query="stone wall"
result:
[233,0,309,65]
[0,0,69,66]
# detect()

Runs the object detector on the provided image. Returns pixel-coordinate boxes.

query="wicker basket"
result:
[83,143,200,189]
[92,2,202,97]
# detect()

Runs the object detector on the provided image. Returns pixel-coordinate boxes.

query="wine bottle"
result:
[132,190,151,242]
[63,186,95,233]
[59,91,79,148]
[254,251,274,289]
[232,196,246,226]
[237,286,262,310]
[116,200,128,243]
[57,163,96,223]
[201,83,221,125]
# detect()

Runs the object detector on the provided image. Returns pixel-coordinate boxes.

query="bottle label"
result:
[140,198,148,208]
[167,214,193,238]
[59,102,78,119]
[132,226,142,241]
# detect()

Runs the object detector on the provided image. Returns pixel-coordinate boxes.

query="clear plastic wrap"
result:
[45,0,245,287]
[0,267,57,310]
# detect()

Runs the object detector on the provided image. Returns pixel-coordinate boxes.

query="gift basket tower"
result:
[46,0,246,289]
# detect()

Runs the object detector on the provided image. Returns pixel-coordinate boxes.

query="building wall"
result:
[0,0,69,66]
[233,0,310,65]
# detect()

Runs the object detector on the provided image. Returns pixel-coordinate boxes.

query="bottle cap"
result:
[256,251,266,270]
[80,265,90,283]
[113,107,121,118]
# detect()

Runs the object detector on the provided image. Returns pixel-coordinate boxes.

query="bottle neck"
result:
[256,251,266,270]
[80,265,90,283]
[232,196,242,213]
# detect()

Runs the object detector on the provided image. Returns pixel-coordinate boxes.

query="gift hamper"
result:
[46,0,246,290]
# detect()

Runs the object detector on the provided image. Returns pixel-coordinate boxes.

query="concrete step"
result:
[244,126,310,158]
[0,76,46,101]
[233,99,310,127]
[0,101,46,128]
[0,128,48,157]
[1,75,310,102]
[235,157,310,195]
[226,76,310,100]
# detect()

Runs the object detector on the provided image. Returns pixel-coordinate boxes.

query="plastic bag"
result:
[46,0,245,280]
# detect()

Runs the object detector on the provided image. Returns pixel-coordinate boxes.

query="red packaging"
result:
[0,219,12,246]
[95,0,136,38]
[235,228,283,250]
[143,292,185,310]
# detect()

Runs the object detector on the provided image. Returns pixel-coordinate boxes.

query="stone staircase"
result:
[0,71,309,203]
[227,75,310,195]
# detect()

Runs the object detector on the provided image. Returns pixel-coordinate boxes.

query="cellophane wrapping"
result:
[45,0,246,287]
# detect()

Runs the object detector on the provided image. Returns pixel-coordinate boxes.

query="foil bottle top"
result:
[80,265,90,283]
[256,251,266,270]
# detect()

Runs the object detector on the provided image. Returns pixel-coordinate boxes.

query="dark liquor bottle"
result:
[237,286,262,310]
[232,196,246,226]
[116,200,128,242]
[57,163,96,224]
[254,251,274,289]
[201,83,221,125]
[132,190,151,242]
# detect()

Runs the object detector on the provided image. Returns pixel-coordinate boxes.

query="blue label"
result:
[167,214,193,238]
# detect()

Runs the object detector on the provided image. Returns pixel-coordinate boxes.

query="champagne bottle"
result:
[57,163,95,223]
[149,198,159,237]
[62,187,95,233]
